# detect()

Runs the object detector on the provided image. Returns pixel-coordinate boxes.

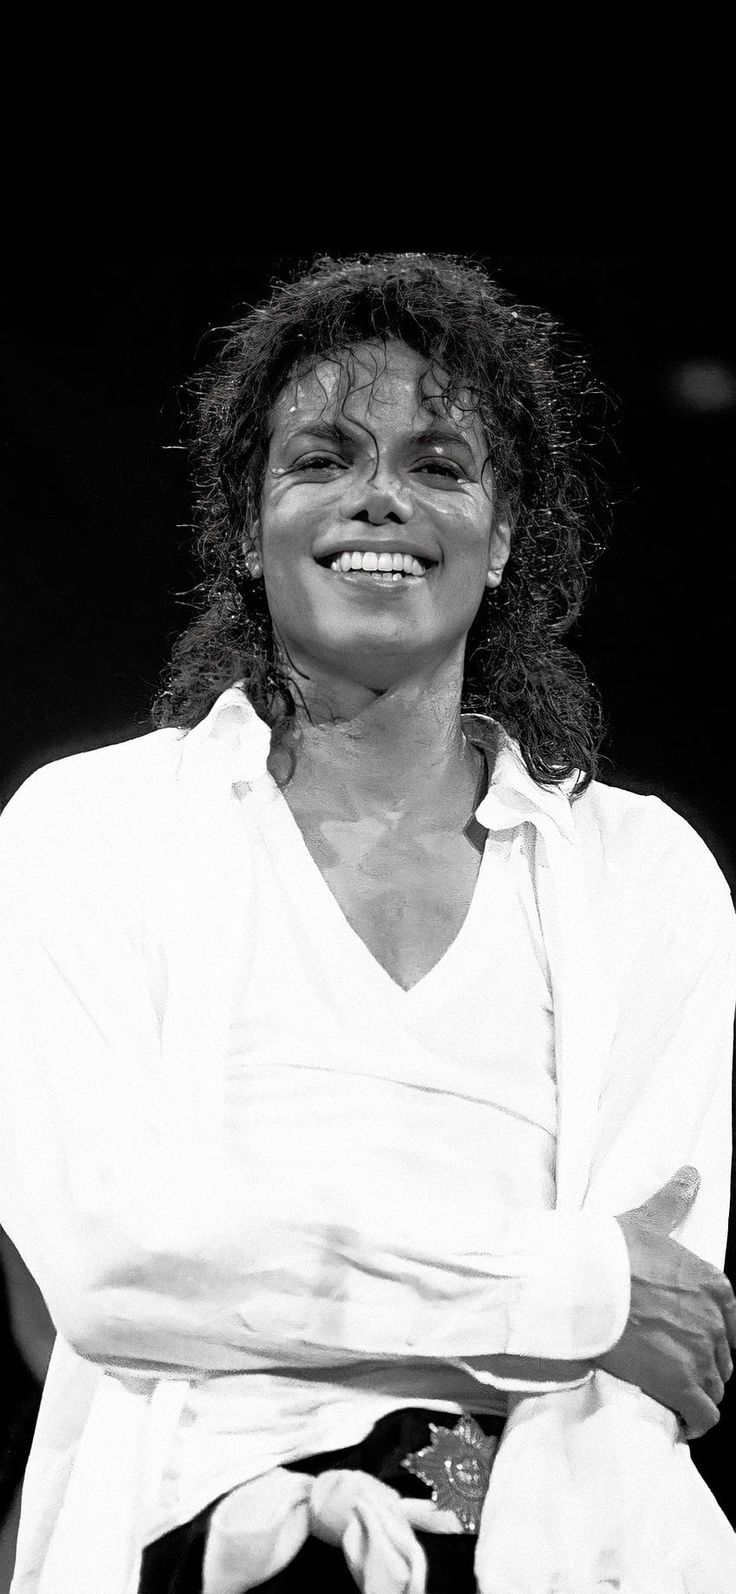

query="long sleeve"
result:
[0,744,629,1378]
[584,793,736,1260]
[474,791,736,1594]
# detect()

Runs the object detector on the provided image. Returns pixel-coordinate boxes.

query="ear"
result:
[488,512,512,577]
[242,517,262,556]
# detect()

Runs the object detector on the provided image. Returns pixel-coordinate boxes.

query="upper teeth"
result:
[329,551,429,575]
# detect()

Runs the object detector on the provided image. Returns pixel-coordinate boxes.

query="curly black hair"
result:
[151,252,611,792]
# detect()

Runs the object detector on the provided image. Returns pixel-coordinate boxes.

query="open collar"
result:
[465,715,578,845]
[177,685,273,786]
[178,686,578,843]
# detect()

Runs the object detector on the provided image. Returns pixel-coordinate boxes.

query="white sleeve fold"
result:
[493,1208,631,1359]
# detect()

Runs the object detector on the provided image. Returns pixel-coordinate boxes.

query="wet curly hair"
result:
[151,252,611,792]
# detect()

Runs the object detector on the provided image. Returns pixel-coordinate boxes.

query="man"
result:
[1,254,735,1592]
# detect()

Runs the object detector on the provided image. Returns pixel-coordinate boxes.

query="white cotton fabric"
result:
[0,685,735,1593]
[164,788,558,1538]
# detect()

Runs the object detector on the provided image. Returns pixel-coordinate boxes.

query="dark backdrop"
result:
[1,250,734,1523]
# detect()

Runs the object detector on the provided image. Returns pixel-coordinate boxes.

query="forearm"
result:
[30,1200,628,1378]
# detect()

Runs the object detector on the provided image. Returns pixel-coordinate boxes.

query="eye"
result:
[414,458,466,481]
[292,452,346,475]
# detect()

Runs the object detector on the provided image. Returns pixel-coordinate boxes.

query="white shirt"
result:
[162,794,558,1541]
[1,686,735,1593]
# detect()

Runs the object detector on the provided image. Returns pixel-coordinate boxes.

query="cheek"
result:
[259,518,302,588]
[259,524,322,629]
[259,493,290,551]
[262,481,342,529]
[425,492,492,547]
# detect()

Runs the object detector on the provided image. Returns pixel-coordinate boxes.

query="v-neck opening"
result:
[263,752,491,999]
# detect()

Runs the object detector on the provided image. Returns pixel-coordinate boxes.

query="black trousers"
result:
[138,1407,505,1593]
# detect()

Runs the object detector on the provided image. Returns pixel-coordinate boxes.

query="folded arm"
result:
[583,798,736,1435]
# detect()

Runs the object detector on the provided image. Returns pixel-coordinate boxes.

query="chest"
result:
[283,802,486,991]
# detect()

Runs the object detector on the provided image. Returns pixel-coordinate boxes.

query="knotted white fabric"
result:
[202,1464,469,1594]
[194,1384,736,1594]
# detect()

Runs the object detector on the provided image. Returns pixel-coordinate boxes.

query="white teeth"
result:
[327,550,431,576]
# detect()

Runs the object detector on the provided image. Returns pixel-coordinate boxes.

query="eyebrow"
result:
[283,420,353,446]
[410,425,479,459]
[282,419,480,460]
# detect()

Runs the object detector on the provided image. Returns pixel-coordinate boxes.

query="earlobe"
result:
[485,514,512,587]
[491,514,512,570]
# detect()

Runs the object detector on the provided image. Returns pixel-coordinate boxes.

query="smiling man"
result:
[1,255,735,1594]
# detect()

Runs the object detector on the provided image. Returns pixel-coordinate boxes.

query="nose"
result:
[340,464,413,526]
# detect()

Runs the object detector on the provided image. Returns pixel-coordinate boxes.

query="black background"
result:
[1,250,734,1522]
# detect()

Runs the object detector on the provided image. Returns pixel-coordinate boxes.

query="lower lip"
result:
[318,566,432,590]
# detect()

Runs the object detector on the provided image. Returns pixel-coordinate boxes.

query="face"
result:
[251,340,511,695]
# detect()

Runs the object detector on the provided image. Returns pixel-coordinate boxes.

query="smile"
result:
[316,549,434,585]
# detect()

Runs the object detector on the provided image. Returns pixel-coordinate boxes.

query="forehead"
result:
[270,339,484,443]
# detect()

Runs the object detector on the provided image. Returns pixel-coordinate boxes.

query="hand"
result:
[598,1166,736,1438]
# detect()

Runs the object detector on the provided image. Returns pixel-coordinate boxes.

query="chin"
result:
[325,635,442,688]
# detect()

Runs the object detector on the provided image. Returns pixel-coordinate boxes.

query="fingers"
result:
[715,1335,734,1384]
[708,1273,736,1347]
[678,1389,721,1441]
[626,1166,701,1235]
[721,1288,736,1348]
[703,1367,726,1408]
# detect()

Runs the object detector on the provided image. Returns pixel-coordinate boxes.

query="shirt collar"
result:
[178,684,273,785]
[465,714,578,844]
[179,685,577,842]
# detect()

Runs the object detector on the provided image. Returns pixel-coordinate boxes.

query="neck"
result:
[268,654,481,819]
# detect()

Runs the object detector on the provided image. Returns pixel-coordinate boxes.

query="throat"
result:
[277,743,489,863]
[288,804,488,992]
[268,685,491,840]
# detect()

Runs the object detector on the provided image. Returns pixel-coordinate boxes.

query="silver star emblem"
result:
[401,1414,498,1533]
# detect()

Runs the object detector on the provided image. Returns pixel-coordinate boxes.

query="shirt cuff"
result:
[502,1211,631,1361]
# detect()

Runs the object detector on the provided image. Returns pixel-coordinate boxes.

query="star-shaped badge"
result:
[401,1414,498,1533]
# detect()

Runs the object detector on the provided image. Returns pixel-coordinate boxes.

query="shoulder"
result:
[3,724,183,807]
[571,777,735,929]
[0,725,188,870]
